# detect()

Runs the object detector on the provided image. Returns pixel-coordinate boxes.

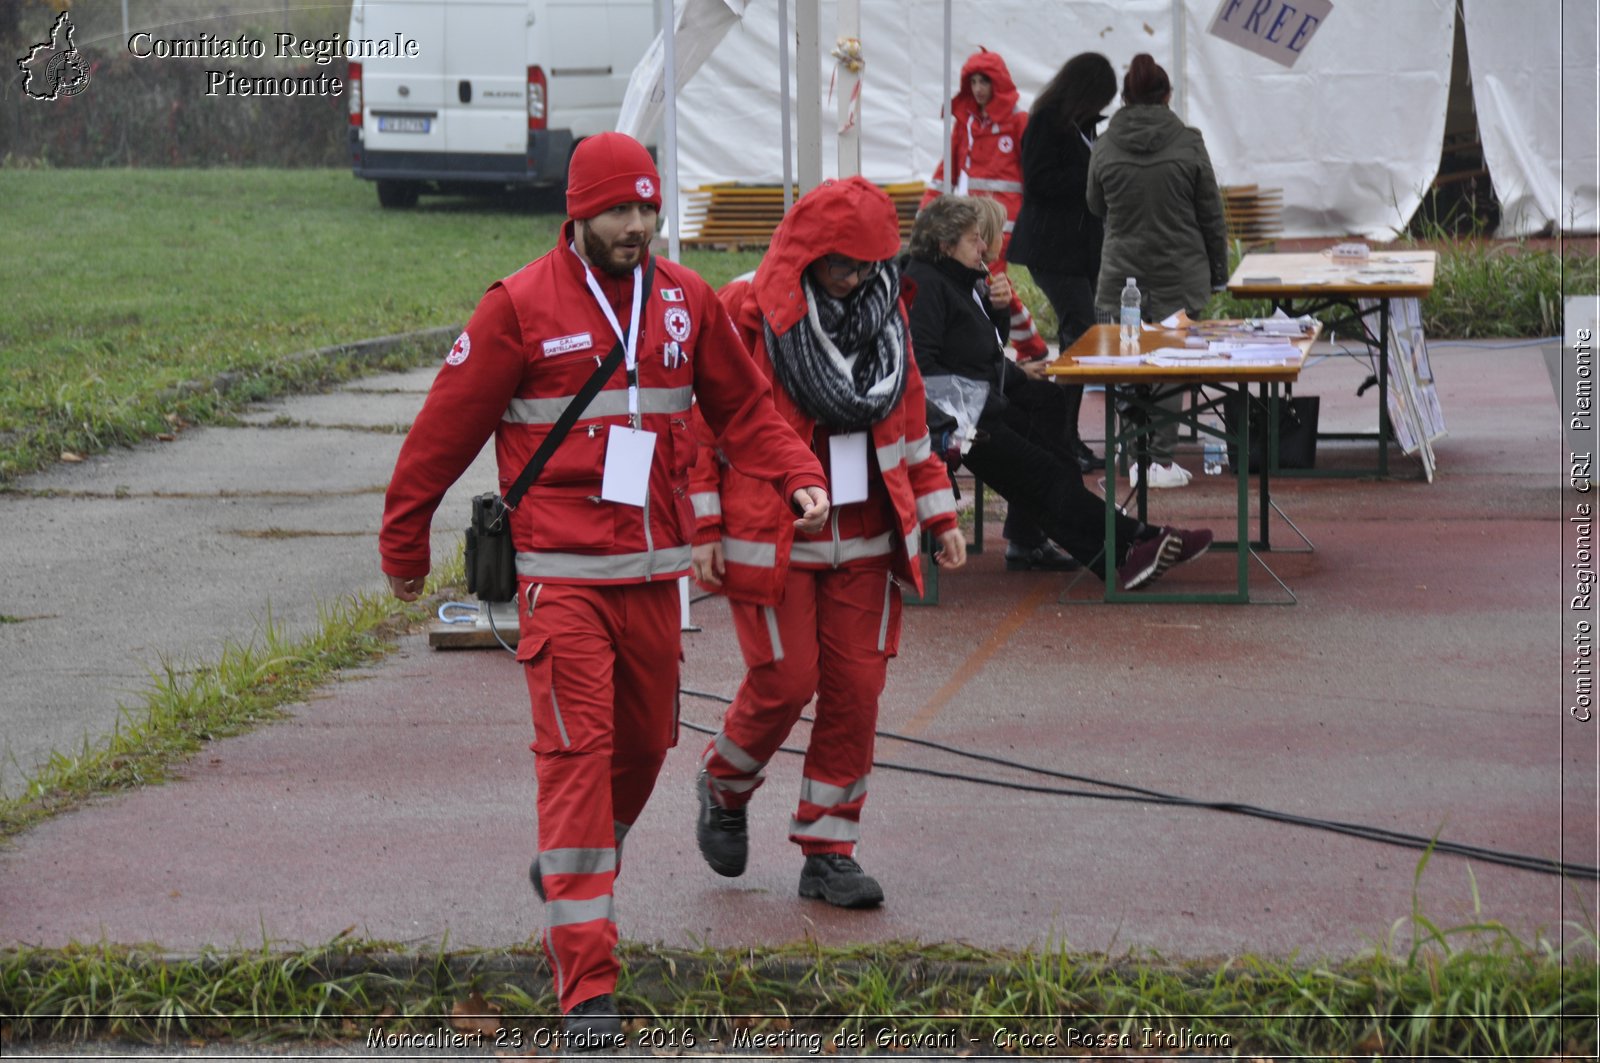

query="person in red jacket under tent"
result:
[379,133,830,1050]
[688,176,967,909]
[921,48,1050,365]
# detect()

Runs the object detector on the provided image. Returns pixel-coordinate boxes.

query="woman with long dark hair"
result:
[1008,51,1119,474]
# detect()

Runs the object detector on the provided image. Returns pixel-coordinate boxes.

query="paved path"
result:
[1,342,1593,972]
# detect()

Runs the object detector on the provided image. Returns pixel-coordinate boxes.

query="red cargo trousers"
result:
[518,580,680,1012]
[700,564,901,855]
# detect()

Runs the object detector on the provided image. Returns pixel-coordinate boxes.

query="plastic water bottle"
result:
[1119,277,1141,347]
[1203,438,1225,476]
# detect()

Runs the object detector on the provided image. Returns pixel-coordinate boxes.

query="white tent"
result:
[621,0,1599,239]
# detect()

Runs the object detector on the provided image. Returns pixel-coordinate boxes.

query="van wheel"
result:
[376,180,420,209]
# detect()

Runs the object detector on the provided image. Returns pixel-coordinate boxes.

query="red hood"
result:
[952,49,1020,124]
[752,176,903,337]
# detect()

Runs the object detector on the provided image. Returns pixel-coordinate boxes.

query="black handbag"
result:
[465,260,654,601]
[1222,391,1320,474]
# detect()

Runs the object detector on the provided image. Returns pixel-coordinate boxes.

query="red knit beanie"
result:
[565,132,662,220]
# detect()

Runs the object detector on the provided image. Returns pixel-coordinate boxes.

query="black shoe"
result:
[562,994,625,1055]
[1004,542,1081,572]
[1075,441,1105,473]
[695,770,748,877]
[798,853,884,909]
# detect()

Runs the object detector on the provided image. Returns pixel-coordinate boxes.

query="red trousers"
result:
[700,565,901,856]
[518,580,680,1012]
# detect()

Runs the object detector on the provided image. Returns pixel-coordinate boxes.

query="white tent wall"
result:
[648,0,1596,239]
[1462,0,1599,237]
[617,0,748,146]
[1183,1,1454,239]
[671,0,1176,192]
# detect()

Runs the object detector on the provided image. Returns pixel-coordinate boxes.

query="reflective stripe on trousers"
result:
[704,566,898,855]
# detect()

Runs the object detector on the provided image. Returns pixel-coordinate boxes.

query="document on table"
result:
[1143,342,1301,367]
[1074,355,1143,366]
[1207,342,1303,361]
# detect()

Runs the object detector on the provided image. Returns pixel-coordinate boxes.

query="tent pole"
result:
[779,0,794,213]
[1172,0,1188,122]
[837,0,861,177]
[941,0,952,193]
[660,0,680,261]
[795,0,822,195]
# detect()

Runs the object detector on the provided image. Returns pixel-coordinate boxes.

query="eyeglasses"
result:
[822,255,881,283]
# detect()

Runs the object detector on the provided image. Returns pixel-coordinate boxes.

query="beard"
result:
[581,223,649,277]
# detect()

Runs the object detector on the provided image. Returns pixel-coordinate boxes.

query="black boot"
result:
[562,994,625,1054]
[1004,541,1080,571]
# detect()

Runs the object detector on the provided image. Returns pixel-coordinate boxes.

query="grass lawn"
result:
[0,168,762,482]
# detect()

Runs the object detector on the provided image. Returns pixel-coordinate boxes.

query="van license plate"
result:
[378,116,430,134]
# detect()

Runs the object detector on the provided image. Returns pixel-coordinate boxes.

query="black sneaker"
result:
[695,770,748,877]
[798,853,884,909]
[562,993,624,1055]
[1004,542,1081,572]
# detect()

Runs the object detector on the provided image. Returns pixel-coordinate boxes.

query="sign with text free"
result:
[1208,0,1333,69]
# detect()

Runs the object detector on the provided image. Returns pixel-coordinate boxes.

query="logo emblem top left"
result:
[17,12,91,101]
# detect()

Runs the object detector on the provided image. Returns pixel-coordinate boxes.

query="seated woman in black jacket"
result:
[906,195,1210,590]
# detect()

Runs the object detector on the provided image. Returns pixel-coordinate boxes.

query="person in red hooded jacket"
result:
[921,48,1049,363]
[379,133,829,1048]
[688,176,966,909]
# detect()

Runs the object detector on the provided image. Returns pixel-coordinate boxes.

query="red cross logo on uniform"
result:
[446,331,471,366]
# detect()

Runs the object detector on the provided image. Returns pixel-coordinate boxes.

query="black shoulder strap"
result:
[503,257,656,511]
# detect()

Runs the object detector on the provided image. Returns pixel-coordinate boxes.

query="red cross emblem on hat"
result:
[635,176,655,199]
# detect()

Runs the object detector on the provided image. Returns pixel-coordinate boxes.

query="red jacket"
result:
[381,222,826,587]
[920,49,1029,225]
[689,177,959,606]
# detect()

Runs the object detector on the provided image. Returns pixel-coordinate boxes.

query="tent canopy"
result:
[620,0,1598,239]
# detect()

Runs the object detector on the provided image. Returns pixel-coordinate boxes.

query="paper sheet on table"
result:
[1205,342,1304,361]
[1074,355,1143,366]
[1144,355,1235,367]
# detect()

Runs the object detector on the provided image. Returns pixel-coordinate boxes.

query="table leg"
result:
[1377,296,1391,477]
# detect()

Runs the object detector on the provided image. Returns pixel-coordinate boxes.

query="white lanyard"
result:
[971,286,1003,349]
[577,249,644,426]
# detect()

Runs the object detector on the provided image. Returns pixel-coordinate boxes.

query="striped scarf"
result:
[766,260,908,431]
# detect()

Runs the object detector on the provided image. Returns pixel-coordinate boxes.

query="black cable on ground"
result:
[678,687,1599,882]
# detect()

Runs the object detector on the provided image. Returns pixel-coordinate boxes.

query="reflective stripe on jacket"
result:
[380,221,826,587]
[690,279,959,606]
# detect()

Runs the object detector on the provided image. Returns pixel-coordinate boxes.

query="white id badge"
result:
[601,425,657,507]
[829,431,870,506]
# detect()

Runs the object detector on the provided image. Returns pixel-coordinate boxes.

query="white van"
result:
[347,0,655,208]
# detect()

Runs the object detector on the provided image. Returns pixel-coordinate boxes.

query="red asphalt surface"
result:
[1,344,1595,967]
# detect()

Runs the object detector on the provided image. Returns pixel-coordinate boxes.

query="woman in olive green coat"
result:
[1087,53,1229,485]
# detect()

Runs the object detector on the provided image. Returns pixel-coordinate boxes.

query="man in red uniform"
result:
[921,48,1049,362]
[688,177,966,908]
[379,132,829,1049]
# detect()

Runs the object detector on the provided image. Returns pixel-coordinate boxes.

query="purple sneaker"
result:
[1159,526,1214,567]
[1118,532,1182,590]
